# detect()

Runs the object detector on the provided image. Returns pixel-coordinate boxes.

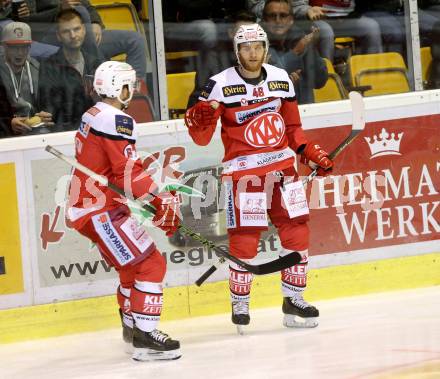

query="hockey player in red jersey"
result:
[68,61,181,361]
[185,24,333,332]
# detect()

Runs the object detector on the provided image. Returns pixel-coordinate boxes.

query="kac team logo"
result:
[244,112,285,147]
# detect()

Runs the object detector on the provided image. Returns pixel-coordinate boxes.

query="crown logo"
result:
[364,128,403,158]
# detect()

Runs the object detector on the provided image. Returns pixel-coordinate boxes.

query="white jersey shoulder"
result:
[201,65,295,104]
[81,102,138,140]
[262,64,296,98]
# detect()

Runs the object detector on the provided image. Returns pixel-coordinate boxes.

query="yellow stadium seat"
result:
[349,52,410,97]
[140,0,148,20]
[92,1,146,63]
[335,36,355,51]
[93,1,141,32]
[165,51,199,60]
[314,58,348,102]
[167,72,196,118]
[421,46,432,87]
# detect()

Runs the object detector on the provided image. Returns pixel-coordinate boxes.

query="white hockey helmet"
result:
[233,23,268,61]
[93,61,137,107]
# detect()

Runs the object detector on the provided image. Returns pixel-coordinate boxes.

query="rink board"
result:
[0,91,439,343]
[0,252,439,343]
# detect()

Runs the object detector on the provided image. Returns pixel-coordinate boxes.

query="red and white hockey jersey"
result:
[190,64,308,178]
[68,101,157,229]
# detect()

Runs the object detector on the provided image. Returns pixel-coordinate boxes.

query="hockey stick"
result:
[195,91,366,286]
[305,91,365,183]
[45,145,302,275]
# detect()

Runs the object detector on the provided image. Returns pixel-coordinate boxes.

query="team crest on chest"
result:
[244,112,285,147]
[115,115,134,136]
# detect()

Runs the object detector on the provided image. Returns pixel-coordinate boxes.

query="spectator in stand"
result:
[249,0,383,61]
[163,0,217,53]
[357,2,438,57]
[164,0,221,73]
[0,75,13,137]
[163,0,247,73]
[247,0,334,60]
[39,9,102,130]
[0,0,58,58]
[356,2,406,55]
[0,22,54,136]
[293,1,383,59]
[263,0,328,104]
[26,0,147,79]
[187,9,257,108]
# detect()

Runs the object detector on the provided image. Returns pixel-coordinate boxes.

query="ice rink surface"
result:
[1,286,439,379]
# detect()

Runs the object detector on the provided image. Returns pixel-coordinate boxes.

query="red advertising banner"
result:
[304,115,440,256]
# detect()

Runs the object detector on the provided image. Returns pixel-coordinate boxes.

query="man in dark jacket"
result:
[262,0,328,104]
[0,76,13,137]
[39,8,102,130]
[187,10,257,108]
[0,21,54,136]
[26,0,147,79]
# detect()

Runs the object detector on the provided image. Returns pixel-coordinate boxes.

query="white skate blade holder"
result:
[236,325,246,335]
[283,314,319,328]
[124,341,134,355]
[132,347,182,361]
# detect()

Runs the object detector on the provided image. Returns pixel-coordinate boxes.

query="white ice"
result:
[1,286,440,379]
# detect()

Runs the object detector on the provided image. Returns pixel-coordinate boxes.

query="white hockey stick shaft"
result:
[46,145,302,275]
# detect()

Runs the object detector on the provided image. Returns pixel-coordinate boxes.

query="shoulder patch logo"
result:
[200,79,216,99]
[87,106,101,116]
[222,84,247,97]
[115,115,134,136]
[78,121,90,138]
[268,81,289,92]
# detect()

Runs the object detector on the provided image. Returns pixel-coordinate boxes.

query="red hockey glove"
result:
[300,143,333,174]
[150,192,181,237]
[184,101,222,131]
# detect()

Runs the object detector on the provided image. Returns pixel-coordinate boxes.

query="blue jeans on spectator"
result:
[164,19,217,74]
[363,8,439,58]
[99,29,147,78]
[317,16,383,61]
[362,11,405,55]
[164,19,217,50]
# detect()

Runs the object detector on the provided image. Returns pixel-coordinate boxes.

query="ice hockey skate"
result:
[232,301,250,335]
[118,309,133,354]
[132,327,181,361]
[282,295,319,328]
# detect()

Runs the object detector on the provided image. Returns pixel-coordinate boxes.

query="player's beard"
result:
[239,55,265,73]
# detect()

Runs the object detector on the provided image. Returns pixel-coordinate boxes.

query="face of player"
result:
[4,44,31,72]
[237,41,265,73]
[120,86,130,102]
[263,1,293,37]
[57,16,86,51]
